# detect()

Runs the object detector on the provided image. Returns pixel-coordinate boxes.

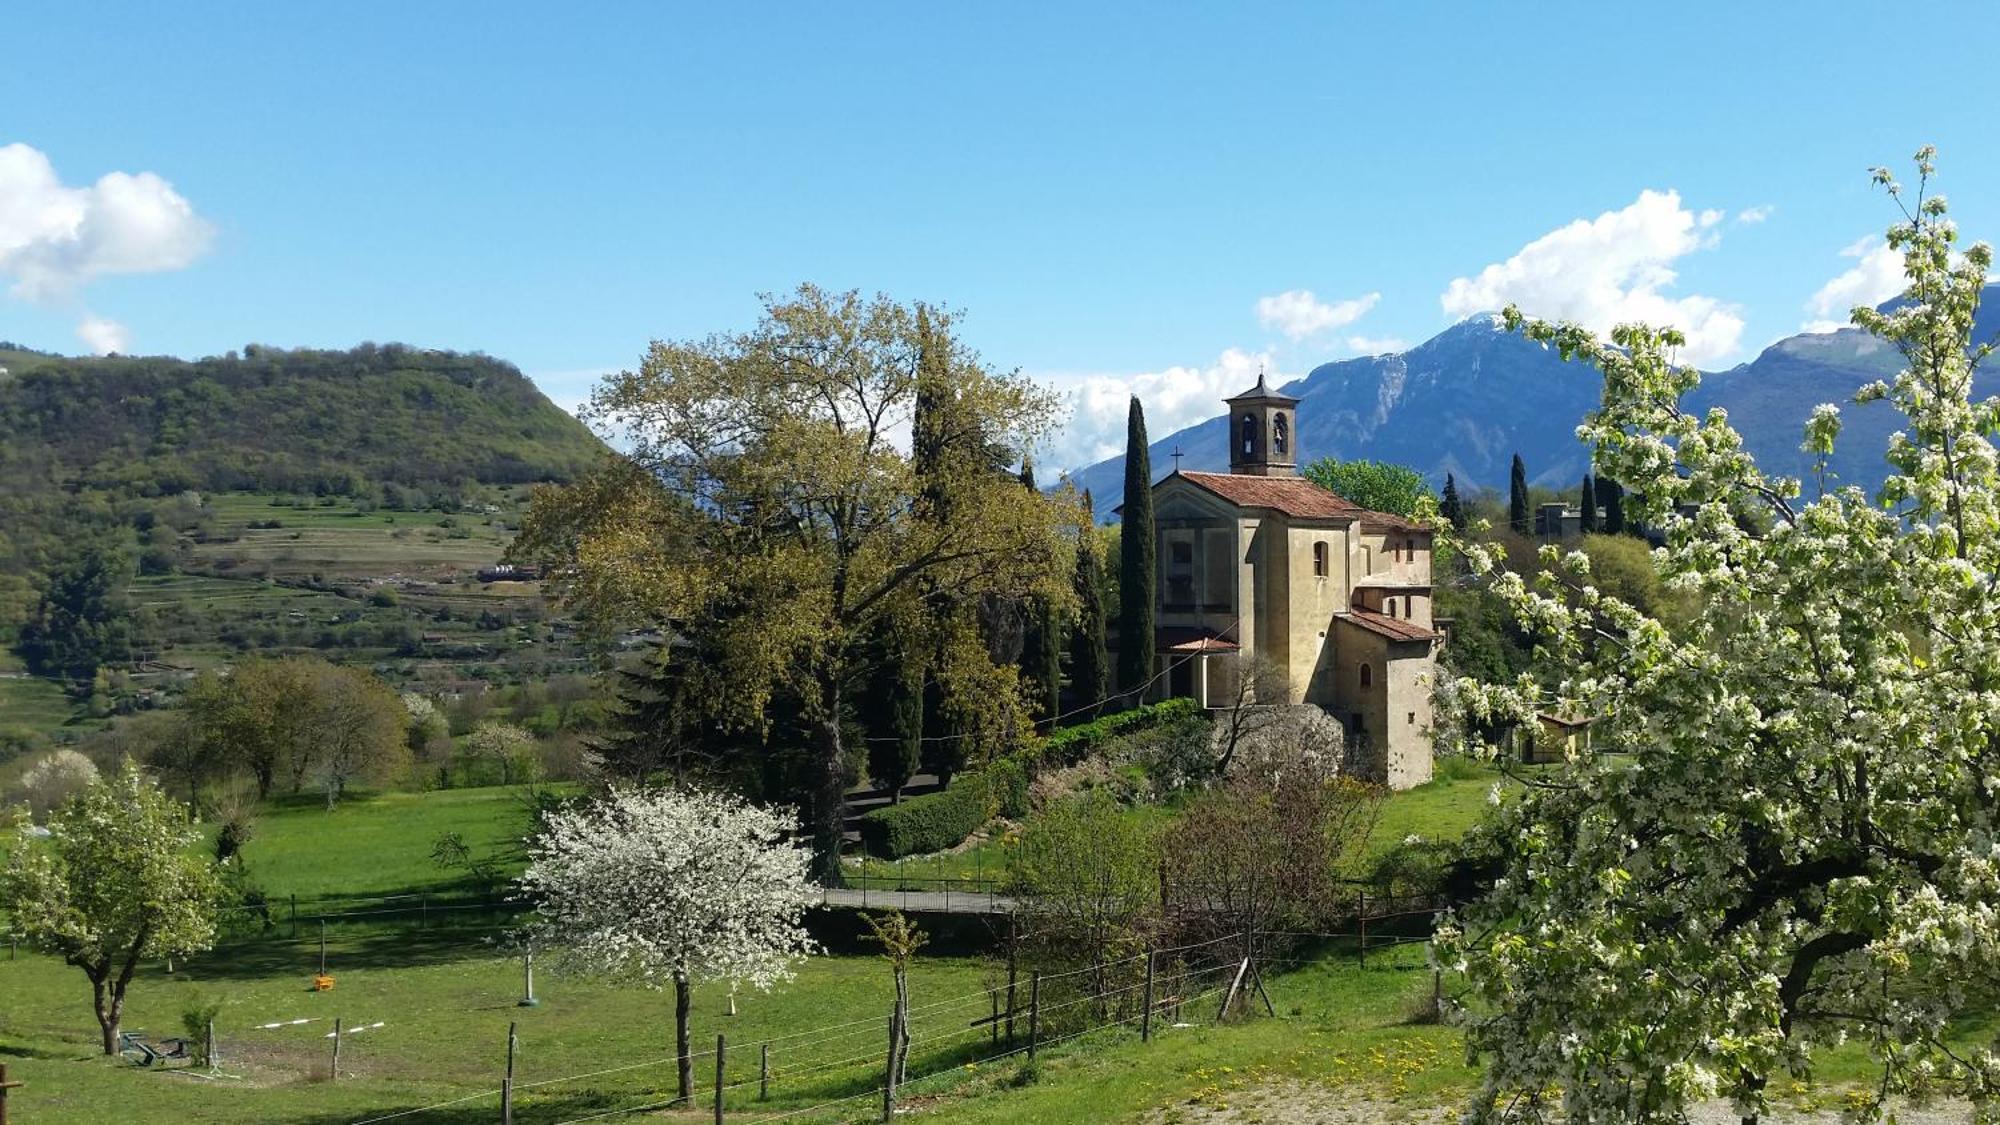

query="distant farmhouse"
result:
[1124,375,1439,789]
[477,563,540,583]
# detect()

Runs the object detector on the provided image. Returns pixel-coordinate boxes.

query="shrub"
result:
[1038,697,1200,767]
[181,993,223,1065]
[858,772,993,858]
[986,757,1030,819]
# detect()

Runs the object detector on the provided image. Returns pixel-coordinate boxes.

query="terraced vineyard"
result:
[11,490,597,739]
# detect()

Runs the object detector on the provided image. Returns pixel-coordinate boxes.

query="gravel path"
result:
[1139,1081,1973,1123]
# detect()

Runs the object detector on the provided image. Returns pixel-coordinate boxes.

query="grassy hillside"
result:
[0,342,602,498]
[0,343,611,748]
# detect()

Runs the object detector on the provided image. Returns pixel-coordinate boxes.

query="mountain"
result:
[1067,287,2000,512]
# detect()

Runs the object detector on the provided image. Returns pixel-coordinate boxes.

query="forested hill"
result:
[0,343,605,497]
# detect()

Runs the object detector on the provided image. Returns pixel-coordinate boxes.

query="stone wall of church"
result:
[1381,640,1436,789]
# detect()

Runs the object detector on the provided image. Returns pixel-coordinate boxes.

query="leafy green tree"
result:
[1007,792,1158,1004]
[1438,150,2000,1121]
[1576,474,1598,533]
[1507,453,1530,535]
[1068,490,1110,719]
[515,286,1079,883]
[1440,473,1467,532]
[1,765,223,1054]
[16,543,133,684]
[462,720,541,786]
[1301,457,1430,518]
[1118,398,1156,704]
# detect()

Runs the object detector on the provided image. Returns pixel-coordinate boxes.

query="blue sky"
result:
[6,2,1999,470]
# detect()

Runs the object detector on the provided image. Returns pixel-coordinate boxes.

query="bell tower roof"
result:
[1224,370,1299,406]
[1224,368,1300,477]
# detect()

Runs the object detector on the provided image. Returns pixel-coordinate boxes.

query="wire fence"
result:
[200,924,1415,1125]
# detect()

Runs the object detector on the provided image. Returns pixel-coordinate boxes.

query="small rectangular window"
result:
[1312,541,1327,577]
[1407,711,1416,725]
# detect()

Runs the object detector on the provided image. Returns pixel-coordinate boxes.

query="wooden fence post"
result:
[1357,891,1367,967]
[1004,929,1018,1047]
[1027,973,1041,1062]
[759,1042,769,1100]
[714,1034,726,1125]
[289,893,297,937]
[502,1021,516,1125]
[0,1062,23,1125]
[1141,951,1155,1042]
[318,919,328,976]
[329,1018,342,1082]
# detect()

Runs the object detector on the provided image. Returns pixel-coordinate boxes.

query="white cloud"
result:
[1801,237,1905,331]
[1254,289,1379,340]
[1035,348,1288,474]
[76,315,129,355]
[1736,205,1774,224]
[0,142,214,350]
[1440,189,1745,365]
[1345,335,1408,355]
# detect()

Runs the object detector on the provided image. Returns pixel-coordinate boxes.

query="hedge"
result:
[856,697,1204,858]
[1038,697,1200,767]
[857,772,994,859]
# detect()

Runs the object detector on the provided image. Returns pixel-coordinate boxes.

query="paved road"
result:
[818,887,1014,915]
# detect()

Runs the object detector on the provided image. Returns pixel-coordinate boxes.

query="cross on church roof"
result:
[1170,446,1184,472]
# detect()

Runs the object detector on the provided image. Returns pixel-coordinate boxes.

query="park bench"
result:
[117,1030,191,1067]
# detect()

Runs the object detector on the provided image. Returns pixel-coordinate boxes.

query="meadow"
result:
[0,771,1493,1123]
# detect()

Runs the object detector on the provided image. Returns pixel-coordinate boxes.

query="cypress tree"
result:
[1597,475,1626,535]
[1440,473,1466,532]
[862,620,923,801]
[1118,398,1156,704]
[1069,490,1109,720]
[1509,454,1531,536]
[1578,474,1598,534]
[1015,458,1060,727]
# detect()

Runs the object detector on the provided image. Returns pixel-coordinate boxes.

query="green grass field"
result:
[227,786,551,904]
[0,919,1455,1124]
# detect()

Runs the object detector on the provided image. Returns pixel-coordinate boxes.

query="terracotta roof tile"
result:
[1338,609,1438,643]
[1175,471,1362,520]
[1156,625,1240,653]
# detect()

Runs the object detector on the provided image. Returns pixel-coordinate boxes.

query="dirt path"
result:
[1139,1081,1973,1123]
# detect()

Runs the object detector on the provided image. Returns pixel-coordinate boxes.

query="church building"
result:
[1138,375,1438,789]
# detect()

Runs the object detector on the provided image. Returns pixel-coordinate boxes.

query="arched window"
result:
[1313,541,1327,576]
[1273,412,1289,455]
[1359,663,1373,689]
[1240,414,1256,455]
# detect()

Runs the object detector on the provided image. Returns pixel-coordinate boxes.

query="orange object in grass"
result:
[312,974,335,991]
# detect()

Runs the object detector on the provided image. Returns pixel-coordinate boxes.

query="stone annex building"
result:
[1135,375,1439,789]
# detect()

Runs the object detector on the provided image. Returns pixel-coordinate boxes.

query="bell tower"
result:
[1224,371,1300,477]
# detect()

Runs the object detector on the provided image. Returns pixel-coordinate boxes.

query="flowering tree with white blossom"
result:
[519,786,817,1105]
[1437,148,2000,1122]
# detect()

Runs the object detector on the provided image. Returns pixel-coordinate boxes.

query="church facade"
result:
[1138,375,1438,789]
